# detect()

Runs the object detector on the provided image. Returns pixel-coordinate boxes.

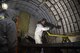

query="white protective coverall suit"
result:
[34,24,49,44]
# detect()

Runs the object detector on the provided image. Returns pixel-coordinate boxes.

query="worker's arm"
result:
[37,24,50,31]
[41,27,50,31]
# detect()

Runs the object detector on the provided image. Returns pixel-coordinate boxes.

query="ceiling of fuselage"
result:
[8,0,80,34]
